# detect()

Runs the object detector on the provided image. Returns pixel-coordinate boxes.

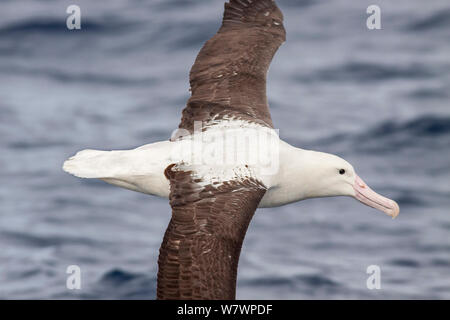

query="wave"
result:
[0,17,135,35]
[302,62,435,83]
[326,115,449,145]
[394,192,427,207]
[407,9,450,32]
[430,258,450,267]
[280,0,318,8]
[0,65,157,87]
[152,0,201,11]
[295,274,338,287]
[350,115,450,159]
[315,115,450,152]
[242,273,338,288]
[100,269,142,285]
[242,276,293,287]
[0,19,96,34]
[366,116,450,138]
[408,87,448,100]
[94,268,157,299]
[388,258,420,268]
[8,140,68,150]
[0,230,98,248]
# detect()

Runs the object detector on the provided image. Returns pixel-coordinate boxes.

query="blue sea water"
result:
[0,0,449,299]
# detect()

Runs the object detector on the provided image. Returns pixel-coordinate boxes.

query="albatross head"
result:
[299,151,400,218]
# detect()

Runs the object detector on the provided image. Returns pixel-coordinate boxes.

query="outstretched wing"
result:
[157,164,266,300]
[177,0,286,134]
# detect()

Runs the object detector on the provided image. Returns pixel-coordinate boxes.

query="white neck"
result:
[259,141,344,208]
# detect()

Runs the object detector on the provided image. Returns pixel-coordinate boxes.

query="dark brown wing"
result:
[157,164,266,300]
[177,0,286,134]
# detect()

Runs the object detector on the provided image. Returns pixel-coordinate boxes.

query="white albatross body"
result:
[63,120,399,216]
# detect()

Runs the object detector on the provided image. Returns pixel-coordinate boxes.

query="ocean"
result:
[0,0,449,299]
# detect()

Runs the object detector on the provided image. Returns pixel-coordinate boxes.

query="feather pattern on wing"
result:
[175,0,286,136]
[157,163,267,299]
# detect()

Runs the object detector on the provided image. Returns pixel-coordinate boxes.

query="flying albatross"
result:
[63,0,399,299]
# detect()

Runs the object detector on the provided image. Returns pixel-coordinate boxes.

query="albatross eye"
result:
[339,169,346,175]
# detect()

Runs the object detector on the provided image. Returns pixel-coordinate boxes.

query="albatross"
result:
[63,0,399,299]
